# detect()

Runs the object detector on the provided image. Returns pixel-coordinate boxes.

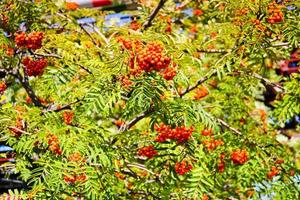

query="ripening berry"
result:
[138,145,158,159]
[174,160,192,175]
[267,2,284,24]
[5,47,14,56]
[115,172,126,180]
[76,173,87,182]
[64,175,76,184]
[48,134,62,155]
[275,159,284,165]
[0,82,7,93]
[202,194,209,200]
[129,21,141,31]
[194,86,209,100]
[68,152,83,162]
[63,110,74,125]
[231,149,248,165]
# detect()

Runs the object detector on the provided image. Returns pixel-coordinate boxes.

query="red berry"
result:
[230,149,248,165]
[194,9,204,16]
[15,31,44,49]
[0,82,7,93]
[267,166,280,179]
[155,123,194,143]
[201,129,212,136]
[138,145,158,159]
[203,138,223,151]
[174,160,192,175]
[218,160,225,173]
[22,57,48,76]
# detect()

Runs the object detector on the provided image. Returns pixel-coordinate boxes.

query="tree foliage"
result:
[0,0,300,199]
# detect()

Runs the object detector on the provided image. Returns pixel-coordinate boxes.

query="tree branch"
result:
[42,98,82,114]
[142,0,168,31]
[179,70,217,97]
[119,107,155,132]
[197,49,230,54]
[15,71,44,107]
[216,118,242,136]
[31,52,93,75]
[251,72,284,91]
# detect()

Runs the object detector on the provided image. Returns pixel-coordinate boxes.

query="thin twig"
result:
[79,24,98,46]
[31,52,93,75]
[142,0,168,31]
[197,49,230,54]
[32,52,62,59]
[216,118,243,136]
[119,107,155,132]
[8,127,31,135]
[42,98,82,114]
[180,70,217,97]
[85,23,109,45]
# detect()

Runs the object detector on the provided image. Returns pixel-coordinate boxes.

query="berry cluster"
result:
[138,145,158,159]
[22,57,48,76]
[0,82,7,93]
[251,19,266,32]
[162,66,176,80]
[201,128,212,136]
[267,166,280,179]
[203,138,223,151]
[64,173,87,184]
[154,123,194,143]
[136,42,171,72]
[63,110,74,125]
[174,160,193,175]
[68,152,83,163]
[48,135,62,155]
[267,2,284,24]
[129,20,141,31]
[235,8,249,16]
[230,149,248,165]
[193,86,209,100]
[118,38,176,81]
[15,32,44,50]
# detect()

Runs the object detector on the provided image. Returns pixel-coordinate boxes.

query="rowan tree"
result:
[0,0,300,199]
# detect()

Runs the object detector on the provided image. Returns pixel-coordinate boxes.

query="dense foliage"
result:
[0,0,300,199]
